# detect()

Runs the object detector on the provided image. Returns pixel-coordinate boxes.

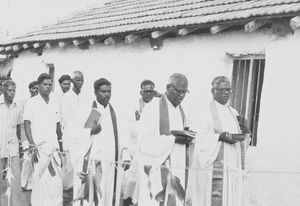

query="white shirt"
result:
[0,95,23,157]
[60,89,87,128]
[23,94,60,152]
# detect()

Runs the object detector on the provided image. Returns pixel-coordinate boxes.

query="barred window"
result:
[230,56,265,146]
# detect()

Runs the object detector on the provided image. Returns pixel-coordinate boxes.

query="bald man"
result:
[134,73,193,206]
[59,71,89,206]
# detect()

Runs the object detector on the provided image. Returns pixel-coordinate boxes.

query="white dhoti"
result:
[31,150,63,206]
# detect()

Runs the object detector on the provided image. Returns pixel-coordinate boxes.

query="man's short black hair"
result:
[140,80,155,89]
[37,73,52,84]
[58,74,71,84]
[94,78,111,90]
[2,79,16,89]
[28,81,38,89]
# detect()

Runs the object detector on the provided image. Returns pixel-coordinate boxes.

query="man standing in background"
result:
[28,81,39,98]
[58,75,71,94]
[59,71,86,206]
[60,71,85,128]
[135,80,161,121]
[0,79,23,206]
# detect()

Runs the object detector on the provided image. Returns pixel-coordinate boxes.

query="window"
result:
[46,63,55,91]
[0,56,13,78]
[230,55,265,146]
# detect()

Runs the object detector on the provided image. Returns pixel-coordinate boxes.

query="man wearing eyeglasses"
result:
[188,76,251,206]
[135,80,161,121]
[134,73,193,206]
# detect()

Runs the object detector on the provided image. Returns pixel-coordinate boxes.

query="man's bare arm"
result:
[17,124,23,157]
[56,122,63,152]
[24,120,35,146]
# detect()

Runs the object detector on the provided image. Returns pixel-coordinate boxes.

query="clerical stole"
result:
[158,95,187,206]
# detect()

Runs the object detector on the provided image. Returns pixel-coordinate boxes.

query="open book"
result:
[84,108,102,128]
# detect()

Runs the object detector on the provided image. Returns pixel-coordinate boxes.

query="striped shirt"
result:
[0,95,23,157]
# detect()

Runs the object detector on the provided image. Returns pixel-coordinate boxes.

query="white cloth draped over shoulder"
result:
[135,95,188,206]
[188,100,250,206]
[63,100,131,206]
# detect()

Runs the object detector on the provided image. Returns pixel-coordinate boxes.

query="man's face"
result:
[60,79,71,93]
[140,84,155,103]
[212,81,232,105]
[95,84,111,107]
[72,76,84,91]
[29,85,39,97]
[39,79,52,96]
[3,85,16,102]
[166,81,188,107]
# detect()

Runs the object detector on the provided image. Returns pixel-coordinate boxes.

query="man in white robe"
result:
[122,79,160,206]
[188,76,251,206]
[63,78,131,206]
[24,73,63,206]
[136,73,193,206]
[60,71,89,206]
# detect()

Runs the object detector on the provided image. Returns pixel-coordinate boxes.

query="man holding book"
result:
[188,76,251,206]
[63,78,131,206]
[134,73,194,206]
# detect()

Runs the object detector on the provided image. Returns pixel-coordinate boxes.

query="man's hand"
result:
[122,160,131,171]
[77,171,89,180]
[174,135,193,145]
[29,143,39,163]
[135,110,141,121]
[219,132,237,144]
[90,120,102,135]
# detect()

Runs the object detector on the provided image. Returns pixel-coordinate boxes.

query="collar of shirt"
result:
[0,94,17,109]
[36,93,53,105]
[214,99,230,110]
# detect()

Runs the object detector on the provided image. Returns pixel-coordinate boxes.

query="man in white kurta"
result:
[122,80,159,205]
[60,71,86,129]
[189,76,250,206]
[63,78,131,206]
[23,73,63,206]
[136,73,192,206]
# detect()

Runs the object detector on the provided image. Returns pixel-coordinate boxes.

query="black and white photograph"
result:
[0,0,300,205]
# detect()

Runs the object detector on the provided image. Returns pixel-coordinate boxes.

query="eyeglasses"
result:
[170,85,189,95]
[215,88,232,93]
[142,90,155,95]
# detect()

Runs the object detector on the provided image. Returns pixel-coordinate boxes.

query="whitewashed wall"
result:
[11,29,300,205]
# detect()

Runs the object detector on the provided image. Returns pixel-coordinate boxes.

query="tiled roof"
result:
[3,0,300,44]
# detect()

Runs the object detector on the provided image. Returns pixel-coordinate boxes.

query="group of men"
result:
[0,72,251,206]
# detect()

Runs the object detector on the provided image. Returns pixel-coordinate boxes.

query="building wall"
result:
[11,29,300,205]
